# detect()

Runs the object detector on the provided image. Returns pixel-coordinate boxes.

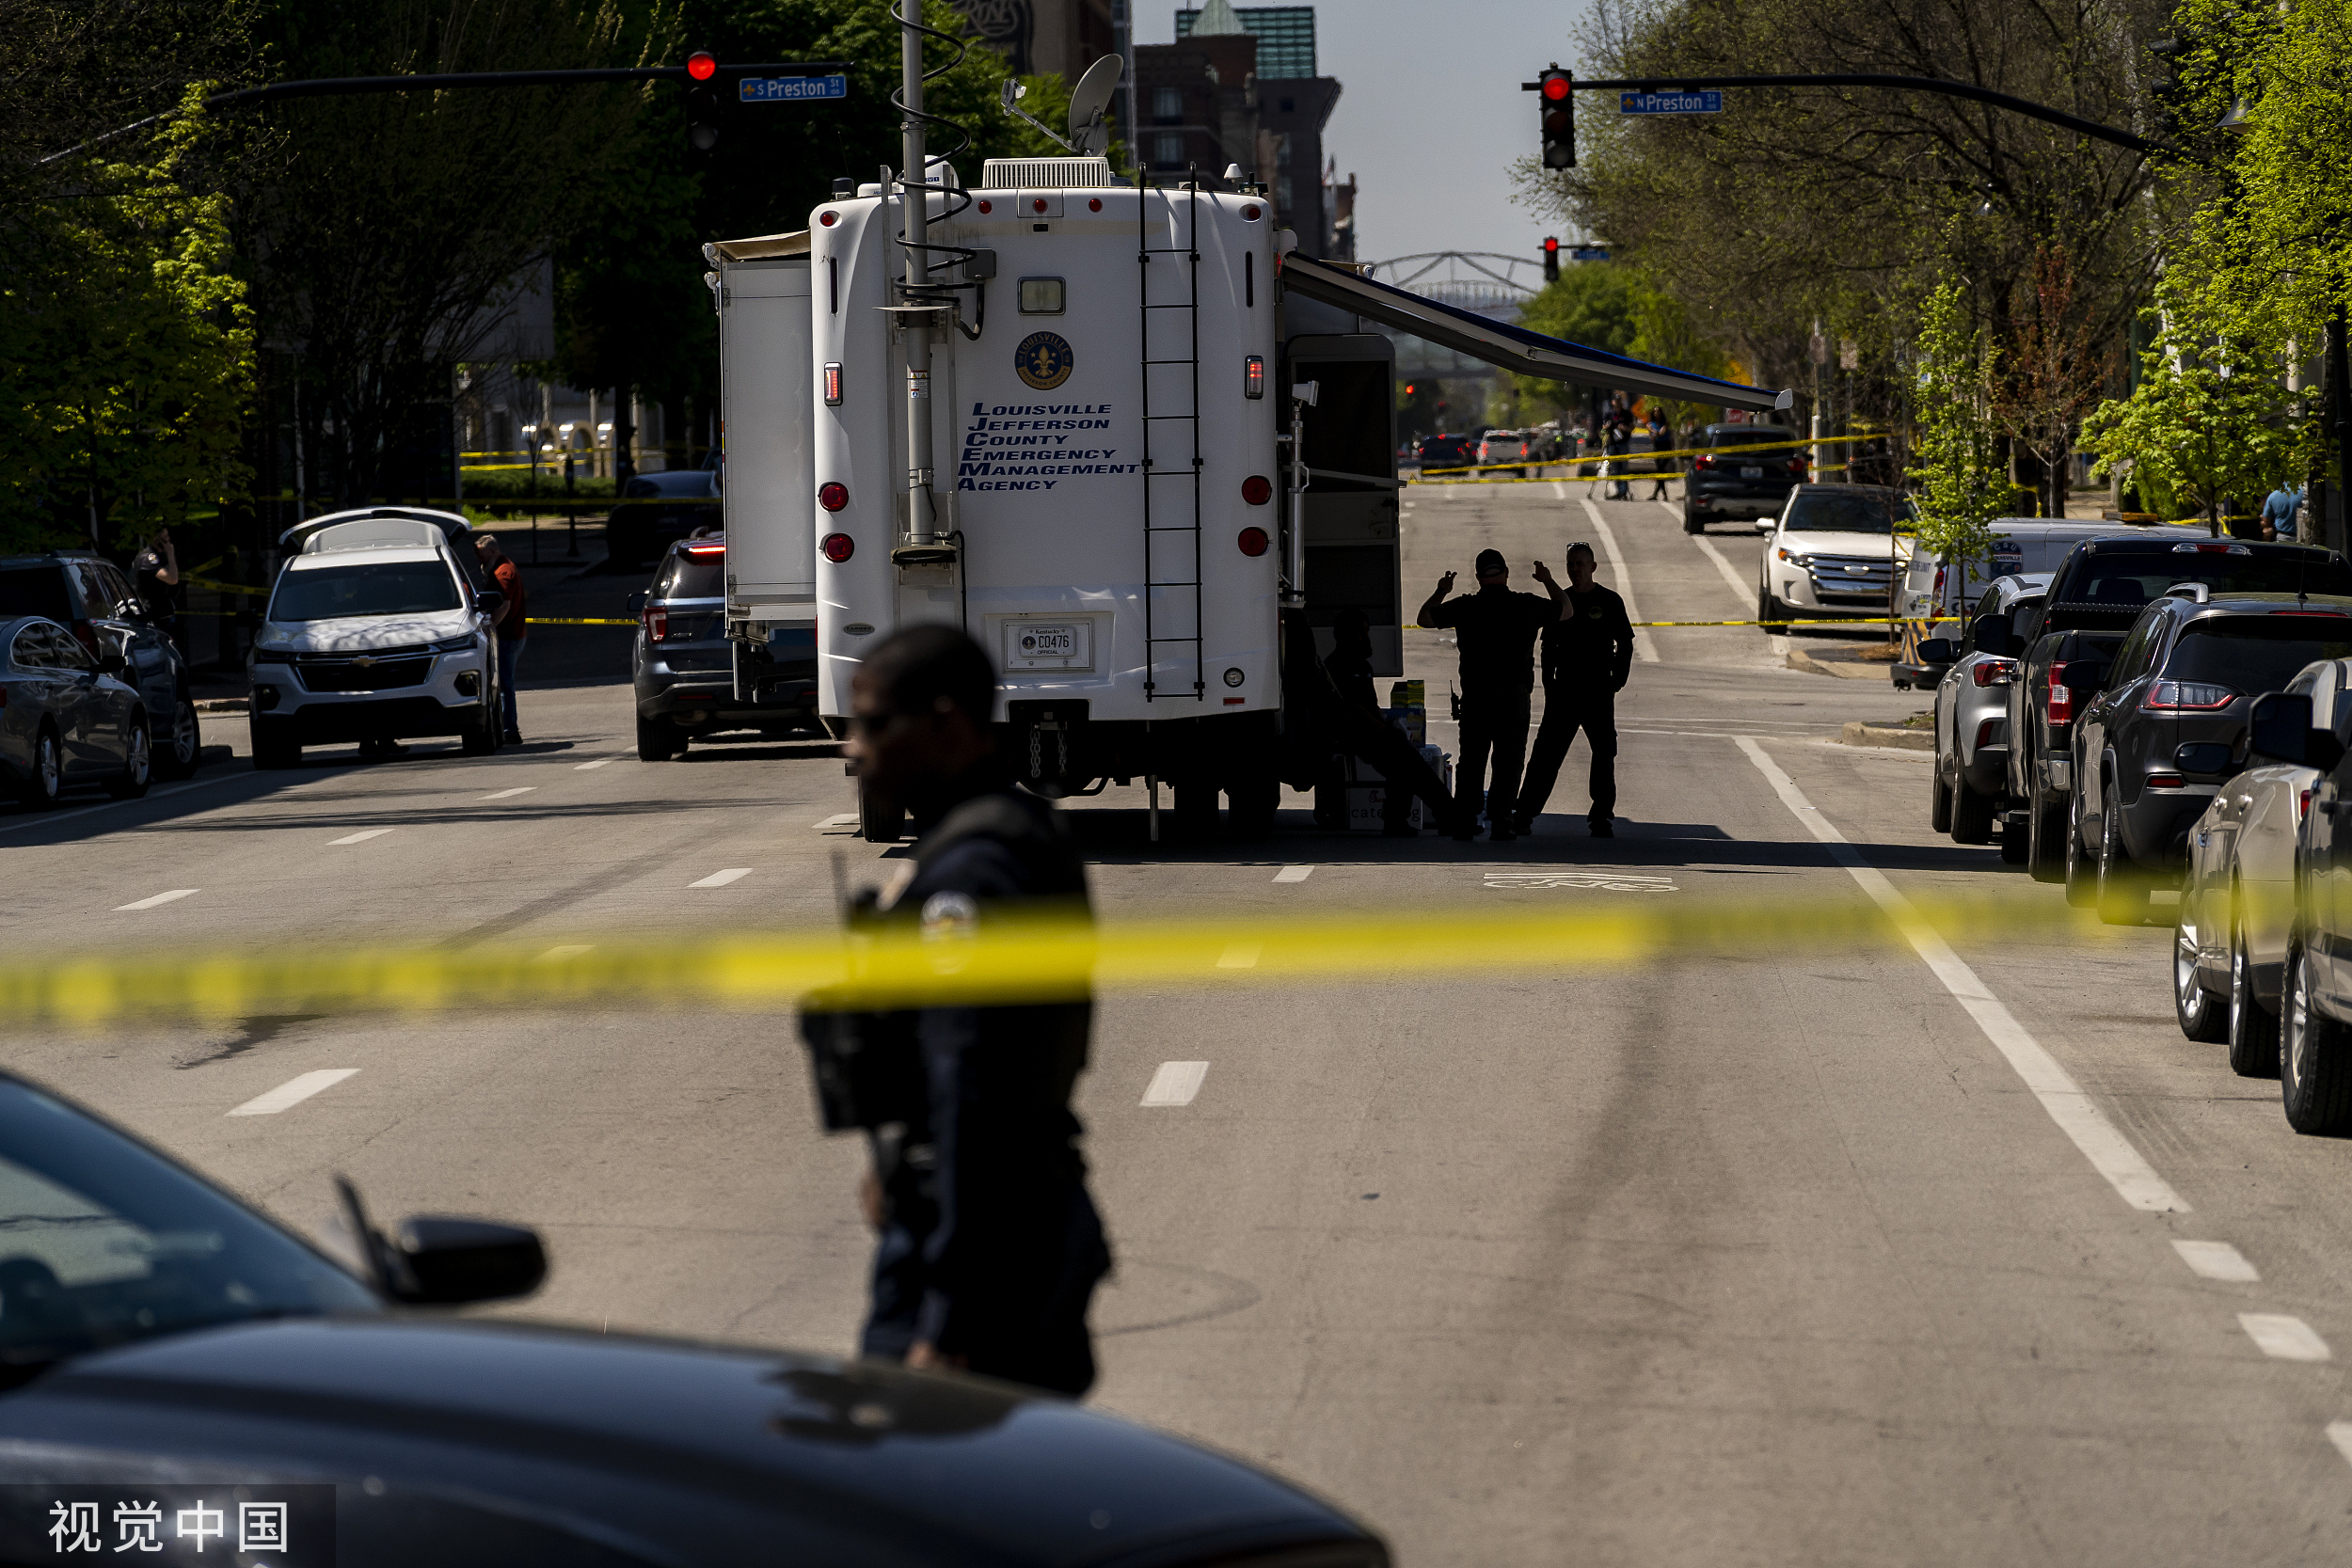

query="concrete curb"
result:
[1839,721,1932,752]
[1786,646,1894,681]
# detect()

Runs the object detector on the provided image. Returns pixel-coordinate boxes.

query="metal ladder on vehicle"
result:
[1136,178,1204,702]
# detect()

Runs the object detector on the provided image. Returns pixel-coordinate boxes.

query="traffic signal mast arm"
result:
[1522,71,2180,160]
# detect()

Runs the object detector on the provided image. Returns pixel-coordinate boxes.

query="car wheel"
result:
[859,783,905,844]
[105,714,152,800]
[1682,510,1702,534]
[2174,907,2227,1042]
[1950,775,1994,845]
[1757,586,1788,633]
[17,725,61,809]
[1930,754,1954,833]
[2095,782,2146,925]
[2282,944,2352,1133]
[635,714,683,762]
[461,692,501,755]
[2063,790,2096,908]
[2229,916,2281,1077]
[152,693,201,780]
[250,719,300,771]
[1998,816,2030,864]
[2026,774,2067,883]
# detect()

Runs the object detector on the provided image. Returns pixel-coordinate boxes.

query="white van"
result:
[1900,518,2211,624]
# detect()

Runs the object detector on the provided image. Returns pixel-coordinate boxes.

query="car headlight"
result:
[1776,547,1810,566]
[255,639,293,656]
[429,635,477,654]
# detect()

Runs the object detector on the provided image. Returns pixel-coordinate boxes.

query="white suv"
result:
[247,509,502,768]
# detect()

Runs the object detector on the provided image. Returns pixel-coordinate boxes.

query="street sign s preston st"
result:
[1619,89,1724,115]
[741,73,849,102]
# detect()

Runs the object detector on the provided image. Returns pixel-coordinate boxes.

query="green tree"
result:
[1505,261,1639,420]
[1907,278,2007,569]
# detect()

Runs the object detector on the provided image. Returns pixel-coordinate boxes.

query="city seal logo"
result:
[1014,330,1074,391]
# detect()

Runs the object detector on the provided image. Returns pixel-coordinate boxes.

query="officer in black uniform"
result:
[1514,541,1635,837]
[1417,547,1564,841]
[803,625,1111,1396]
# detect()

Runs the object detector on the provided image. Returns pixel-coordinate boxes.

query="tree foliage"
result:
[1907,278,2007,564]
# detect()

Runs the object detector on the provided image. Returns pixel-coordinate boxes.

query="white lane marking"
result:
[575,757,617,770]
[0,768,260,840]
[481,786,535,800]
[1216,943,1262,968]
[228,1069,359,1117]
[1140,1060,1210,1106]
[1736,736,2189,1213]
[1485,870,1678,893]
[1666,501,1762,606]
[2240,1313,2331,1361]
[690,867,754,888]
[2328,1421,2352,1469]
[1272,864,1314,882]
[2174,1240,2260,1282]
[536,944,594,962]
[1577,498,1659,662]
[814,813,860,829]
[328,829,393,846]
[115,889,199,911]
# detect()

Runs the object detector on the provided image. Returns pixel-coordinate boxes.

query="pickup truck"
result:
[2004,537,2352,884]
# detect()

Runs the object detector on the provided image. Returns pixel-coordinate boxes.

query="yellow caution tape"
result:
[0,890,2116,1029]
[525,616,638,626]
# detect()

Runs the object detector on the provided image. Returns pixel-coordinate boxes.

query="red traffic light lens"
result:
[1241,475,1273,505]
[687,52,717,81]
[818,482,849,512]
[1543,236,1560,253]
[1237,527,1270,557]
[820,531,854,562]
[1540,72,1571,101]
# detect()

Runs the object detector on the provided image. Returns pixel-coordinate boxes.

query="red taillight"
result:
[1237,527,1269,557]
[2047,661,2074,725]
[820,532,854,562]
[1786,456,1804,473]
[2142,679,2235,711]
[1240,202,1260,220]
[1089,197,1103,212]
[1693,453,1715,470]
[819,210,839,228]
[1976,717,2001,749]
[644,608,669,642]
[824,362,843,404]
[1971,657,2015,688]
[977,199,993,214]
[818,482,849,512]
[70,619,98,657]
[1241,475,1273,505]
[2146,772,2185,789]
[1031,198,1049,214]
[2301,787,2314,822]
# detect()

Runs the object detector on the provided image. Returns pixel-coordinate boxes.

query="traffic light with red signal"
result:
[1542,236,1560,282]
[1537,66,1574,169]
[686,51,721,150]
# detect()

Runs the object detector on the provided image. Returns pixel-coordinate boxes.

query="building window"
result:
[1153,133,1186,167]
[1152,87,1184,122]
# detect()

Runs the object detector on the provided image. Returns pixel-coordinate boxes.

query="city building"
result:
[946,0,1118,81]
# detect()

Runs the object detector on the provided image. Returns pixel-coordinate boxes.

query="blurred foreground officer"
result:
[1418,548,1563,841]
[1514,542,1634,838]
[804,625,1112,1396]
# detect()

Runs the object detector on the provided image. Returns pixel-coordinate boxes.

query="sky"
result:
[1132,0,1590,274]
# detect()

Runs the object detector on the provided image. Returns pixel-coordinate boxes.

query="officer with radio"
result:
[798,625,1110,1396]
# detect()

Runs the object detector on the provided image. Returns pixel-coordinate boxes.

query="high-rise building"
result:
[1174,3,1316,75]
[946,0,1118,84]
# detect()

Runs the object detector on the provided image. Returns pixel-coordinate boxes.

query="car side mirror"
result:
[2174,741,2237,781]
[626,590,648,613]
[1968,614,2013,657]
[2248,691,2344,769]
[1915,638,1958,664]
[389,1216,548,1306]
[474,589,504,615]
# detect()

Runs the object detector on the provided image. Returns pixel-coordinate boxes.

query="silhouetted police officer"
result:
[803,625,1110,1396]
[1514,541,1635,837]
[1418,548,1564,841]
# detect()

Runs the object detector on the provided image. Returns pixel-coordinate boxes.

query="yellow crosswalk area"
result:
[0,889,2117,1026]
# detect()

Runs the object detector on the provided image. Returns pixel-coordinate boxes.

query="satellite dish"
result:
[1068,55,1123,156]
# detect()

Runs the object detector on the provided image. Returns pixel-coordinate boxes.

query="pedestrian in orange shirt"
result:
[473,535,529,745]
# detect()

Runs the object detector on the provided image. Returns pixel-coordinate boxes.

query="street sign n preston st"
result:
[740,73,849,102]
[1619,89,1724,115]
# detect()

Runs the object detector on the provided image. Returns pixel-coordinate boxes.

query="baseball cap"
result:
[1474,548,1507,576]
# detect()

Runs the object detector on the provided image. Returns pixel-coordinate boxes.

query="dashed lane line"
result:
[228,1069,358,1117]
[1576,498,1659,663]
[1272,865,1314,883]
[690,867,754,888]
[115,889,199,911]
[575,758,618,770]
[1663,499,1765,605]
[2239,1314,2331,1361]
[1140,1060,1209,1106]
[1735,735,2188,1214]
[481,786,536,800]
[2328,1422,2352,1470]
[2175,1240,2260,1282]
[327,829,393,846]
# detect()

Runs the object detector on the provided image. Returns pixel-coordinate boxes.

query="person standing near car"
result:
[473,534,528,745]
[130,528,181,650]
[1645,413,1676,501]
[1419,549,1565,841]
[1514,542,1635,839]
[809,624,1113,1395]
[2263,480,2302,542]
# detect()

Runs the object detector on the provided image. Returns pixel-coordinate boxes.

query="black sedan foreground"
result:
[0,1072,1387,1568]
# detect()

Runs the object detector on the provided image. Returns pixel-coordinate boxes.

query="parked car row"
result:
[1922,531,2352,1133]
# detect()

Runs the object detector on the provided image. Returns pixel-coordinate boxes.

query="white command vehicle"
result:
[247,509,502,768]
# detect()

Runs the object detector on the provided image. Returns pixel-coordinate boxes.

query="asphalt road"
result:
[10,483,2352,1566]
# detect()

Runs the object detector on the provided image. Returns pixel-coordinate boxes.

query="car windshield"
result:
[1713,430,1798,451]
[2069,552,2352,607]
[0,1080,376,1386]
[1786,493,1898,532]
[657,552,725,600]
[270,561,461,622]
[2163,617,2352,692]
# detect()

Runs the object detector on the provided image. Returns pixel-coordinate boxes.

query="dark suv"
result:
[0,552,200,779]
[1681,424,1805,531]
[629,536,817,760]
[1412,434,1476,472]
[2068,586,2352,923]
[2007,538,2352,883]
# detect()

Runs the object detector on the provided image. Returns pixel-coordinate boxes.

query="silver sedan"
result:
[1,615,152,809]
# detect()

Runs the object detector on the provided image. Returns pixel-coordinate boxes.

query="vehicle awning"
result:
[1279,253,1790,413]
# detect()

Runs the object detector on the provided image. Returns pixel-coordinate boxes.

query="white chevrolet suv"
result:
[1756,483,1915,627]
[247,510,503,768]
